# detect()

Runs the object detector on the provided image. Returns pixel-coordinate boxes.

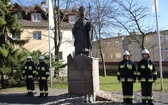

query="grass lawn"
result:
[99,76,168,92]
[50,76,168,92]
[0,76,168,92]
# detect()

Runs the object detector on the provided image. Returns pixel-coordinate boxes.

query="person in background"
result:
[37,56,50,98]
[117,51,136,104]
[137,49,157,105]
[23,56,36,96]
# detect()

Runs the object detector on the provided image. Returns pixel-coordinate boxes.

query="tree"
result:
[110,0,153,50]
[0,0,28,88]
[53,0,76,61]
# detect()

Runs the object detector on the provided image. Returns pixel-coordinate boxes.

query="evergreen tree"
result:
[0,0,28,88]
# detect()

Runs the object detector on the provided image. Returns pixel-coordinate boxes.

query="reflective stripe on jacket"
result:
[117,59,136,82]
[137,59,157,82]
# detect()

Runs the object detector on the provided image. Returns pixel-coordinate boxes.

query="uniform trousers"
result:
[26,78,35,93]
[38,80,48,96]
[141,82,153,103]
[122,82,133,103]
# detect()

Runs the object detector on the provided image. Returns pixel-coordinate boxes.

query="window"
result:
[101,42,106,47]
[33,31,41,40]
[115,53,121,59]
[165,35,168,41]
[145,37,148,42]
[110,53,113,59]
[166,48,168,57]
[115,40,119,44]
[33,13,41,22]
[58,52,63,60]
[106,54,110,59]
[69,15,76,24]
[12,34,20,40]
[106,41,112,46]
[99,54,104,59]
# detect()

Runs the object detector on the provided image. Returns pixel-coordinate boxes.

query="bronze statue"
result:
[72,6,93,56]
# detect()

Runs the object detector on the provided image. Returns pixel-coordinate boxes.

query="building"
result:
[129,30,168,61]
[92,34,125,62]
[92,30,168,62]
[10,2,76,64]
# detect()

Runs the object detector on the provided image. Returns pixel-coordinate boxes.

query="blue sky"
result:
[11,0,168,31]
[142,0,168,31]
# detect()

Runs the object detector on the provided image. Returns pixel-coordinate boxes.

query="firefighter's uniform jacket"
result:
[23,61,36,94]
[137,58,157,103]
[117,59,136,103]
[37,62,50,96]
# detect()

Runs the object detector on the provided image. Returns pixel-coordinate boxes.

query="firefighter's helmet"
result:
[142,49,149,55]
[27,56,32,60]
[39,56,44,60]
[123,51,130,56]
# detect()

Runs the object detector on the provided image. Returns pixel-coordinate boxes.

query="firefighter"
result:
[37,56,50,98]
[117,51,136,104]
[23,56,36,96]
[137,49,157,105]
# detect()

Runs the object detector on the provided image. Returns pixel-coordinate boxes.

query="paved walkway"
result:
[0,88,168,105]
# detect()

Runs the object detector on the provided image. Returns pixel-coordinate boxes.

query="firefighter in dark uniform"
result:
[37,56,50,98]
[117,51,136,104]
[137,49,157,105]
[23,56,36,96]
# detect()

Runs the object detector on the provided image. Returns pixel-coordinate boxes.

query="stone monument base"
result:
[67,54,99,101]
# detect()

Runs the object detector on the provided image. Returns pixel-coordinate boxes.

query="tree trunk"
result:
[98,10,106,77]
[55,45,59,62]
[0,72,5,88]
[100,50,106,77]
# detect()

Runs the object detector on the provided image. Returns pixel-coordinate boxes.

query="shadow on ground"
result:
[0,92,144,105]
[0,93,81,104]
[0,92,167,105]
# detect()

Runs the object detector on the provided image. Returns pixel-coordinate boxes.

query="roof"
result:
[18,19,48,27]
[19,19,73,29]
[11,3,74,29]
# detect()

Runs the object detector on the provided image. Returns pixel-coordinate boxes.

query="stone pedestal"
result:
[67,54,99,101]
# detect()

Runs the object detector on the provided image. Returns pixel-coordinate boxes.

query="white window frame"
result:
[69,15,76,24]
[115,40,120,44]
[115,53,121,59]
[33,13,41,22]
[106,41,112,46]
[33,31,41,40]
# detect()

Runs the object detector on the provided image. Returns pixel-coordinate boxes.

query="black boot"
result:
[38,93,44,97]
[44,94,48,98]
[30,92,34,97]
[128,98,133,104]
[25,92,30,96]
[148,100,154,105]
[142,99,147,104]
[123,99,127,104]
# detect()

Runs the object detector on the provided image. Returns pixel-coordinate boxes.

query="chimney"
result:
[41,1,46,11]
[118,33,120,36]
